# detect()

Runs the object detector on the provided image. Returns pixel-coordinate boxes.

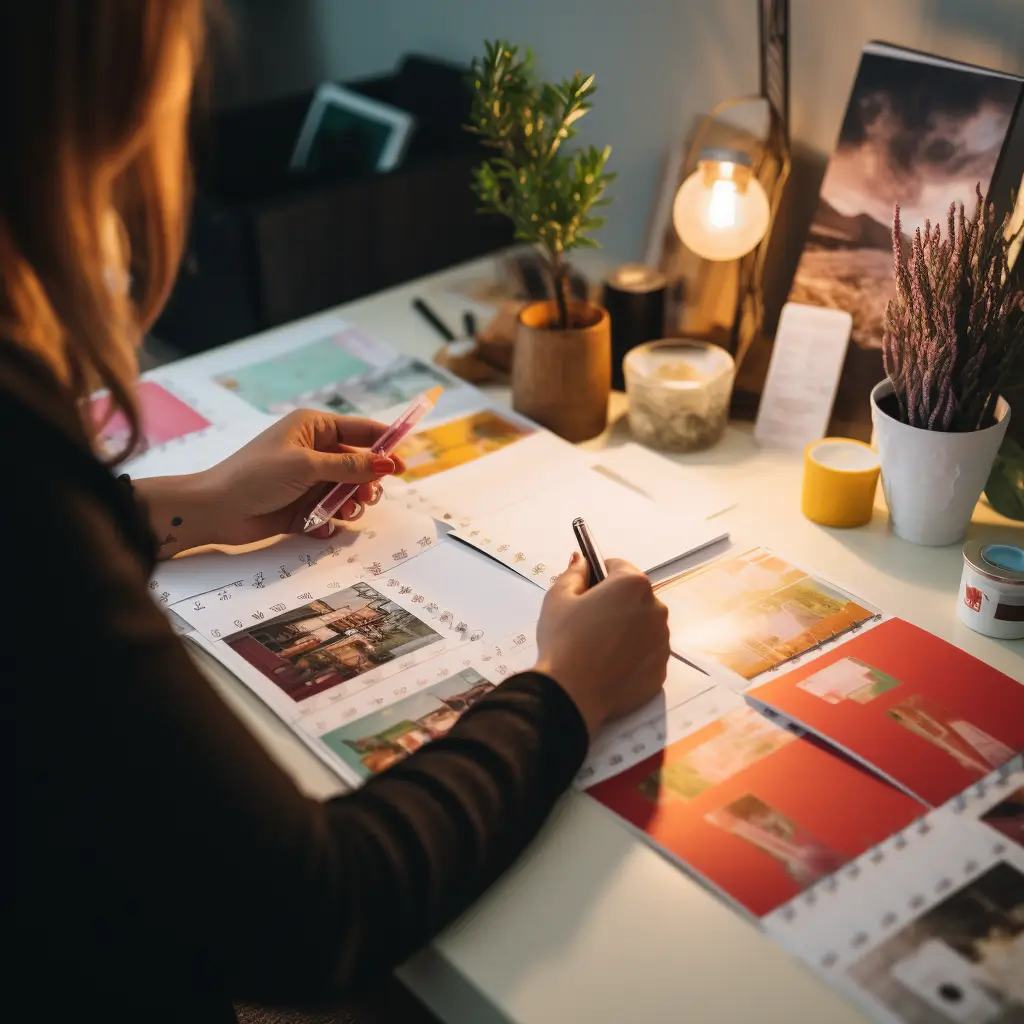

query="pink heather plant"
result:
[881,184,1023,432]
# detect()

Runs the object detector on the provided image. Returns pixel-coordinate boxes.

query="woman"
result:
[3,4,670,1022]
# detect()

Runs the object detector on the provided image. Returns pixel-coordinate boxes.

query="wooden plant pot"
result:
[513,300,611,442]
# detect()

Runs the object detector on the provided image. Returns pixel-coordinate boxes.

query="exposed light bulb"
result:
[672,150,770,262]
[706,180,739,229]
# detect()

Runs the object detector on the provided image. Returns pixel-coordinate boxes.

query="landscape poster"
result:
[788,45,1022,440]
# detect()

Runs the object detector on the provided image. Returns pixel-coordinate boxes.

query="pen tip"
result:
[424,385,443,405]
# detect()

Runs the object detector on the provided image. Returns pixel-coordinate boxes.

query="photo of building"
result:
[322,669,496,778]
[226,581,442,702]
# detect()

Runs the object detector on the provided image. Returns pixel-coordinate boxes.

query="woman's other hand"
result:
[532,554,670,738]
[200,410,407,544]
[139,410,407,556]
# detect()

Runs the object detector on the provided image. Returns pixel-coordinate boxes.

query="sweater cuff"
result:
[502,669,590,782]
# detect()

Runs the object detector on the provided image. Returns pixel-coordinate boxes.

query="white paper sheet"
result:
[588,442,736,521]
[152,497,442,607]
[386,408,586,527]
[449,469,729,588]
[576,659,720,787]
[178,534,545,643]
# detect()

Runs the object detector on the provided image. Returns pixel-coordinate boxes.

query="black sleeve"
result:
[12,474,587,1010]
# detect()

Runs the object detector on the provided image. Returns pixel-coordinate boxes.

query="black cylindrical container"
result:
[602,265,667,390]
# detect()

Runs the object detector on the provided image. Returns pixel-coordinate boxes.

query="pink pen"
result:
[302,385,443,532]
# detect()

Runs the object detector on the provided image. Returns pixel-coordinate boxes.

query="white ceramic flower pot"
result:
[870,379,1011,547]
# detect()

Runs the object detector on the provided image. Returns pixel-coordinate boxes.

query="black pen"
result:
[412,297,456,342]
[463,310,477,338]
[572,517,608,587]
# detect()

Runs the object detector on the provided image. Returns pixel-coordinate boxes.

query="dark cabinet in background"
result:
[156,55,511,354]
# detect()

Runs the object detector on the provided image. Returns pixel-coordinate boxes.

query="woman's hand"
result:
[137,410,406,557]
[532,554,670,738]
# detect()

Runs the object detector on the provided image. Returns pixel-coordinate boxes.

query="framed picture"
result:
[290,83,416,175]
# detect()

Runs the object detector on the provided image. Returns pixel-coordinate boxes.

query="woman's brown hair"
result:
[0,1,206,460]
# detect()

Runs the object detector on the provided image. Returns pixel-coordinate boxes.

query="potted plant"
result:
[874,185,1023,546]
[466,40,616,442]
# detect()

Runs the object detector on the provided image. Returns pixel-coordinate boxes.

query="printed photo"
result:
[321,669,495,779]
[661,547,876,680]
[797,657,902,705]
[396,409,533,483]
[888,696,1018,779]
[704,794,848,889]
[225,582,442,702]
[847,862,1024,1022]
[92,380,211,457]
[639,706,797,803]
[589,702,923,917]
[215,333,371,414]
[981,787,1024,848]
[786,49,1021,439]
[749,618,1024,807]
[337,355,449,414]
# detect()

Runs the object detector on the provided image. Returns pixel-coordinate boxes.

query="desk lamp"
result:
[672,0,791,358]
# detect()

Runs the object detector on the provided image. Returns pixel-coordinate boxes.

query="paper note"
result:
[589,443,736,521]
[754,303,852,451]
[450,469,728,588]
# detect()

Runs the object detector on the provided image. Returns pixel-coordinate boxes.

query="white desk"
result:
[187,254,1024,1024]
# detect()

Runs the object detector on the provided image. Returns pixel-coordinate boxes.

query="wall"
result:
[220,0,1024,262]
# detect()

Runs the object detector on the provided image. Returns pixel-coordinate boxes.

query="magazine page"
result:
[655,546,883,691]
[585,687,925,918]
[154,312,470,425]
[747,618,1024,805]
[764,758,1024,1023]
[191,623,544,788]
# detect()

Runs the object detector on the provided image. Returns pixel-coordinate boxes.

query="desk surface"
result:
[188,253,1023,1024]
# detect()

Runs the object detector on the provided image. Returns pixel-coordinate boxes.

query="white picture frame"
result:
[289,82,415,175]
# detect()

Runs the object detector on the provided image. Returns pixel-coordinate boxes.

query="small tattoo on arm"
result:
[159,516,183,548]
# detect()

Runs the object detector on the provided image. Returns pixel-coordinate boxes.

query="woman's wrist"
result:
[133,470,224,559]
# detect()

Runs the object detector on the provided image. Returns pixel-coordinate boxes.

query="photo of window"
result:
[660,547,876,680]
[888,696,1018,779]
[797,657,902,705]
[704,794,847,889]
[322,669,496,779]
[981,786,1024,848]
[396,409,534,483]
[847,862,1024,1022]
[225,582,442,702]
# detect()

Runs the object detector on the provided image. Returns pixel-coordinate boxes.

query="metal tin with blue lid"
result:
[957,540,1024,640]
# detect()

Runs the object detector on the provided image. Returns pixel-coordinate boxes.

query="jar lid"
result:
[963,539,1024,585]
[624,339,735,389]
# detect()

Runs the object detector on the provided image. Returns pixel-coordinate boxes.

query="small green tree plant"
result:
[466,40,615,331]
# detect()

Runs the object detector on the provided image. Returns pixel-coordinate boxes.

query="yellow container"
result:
[801,438,880,528]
